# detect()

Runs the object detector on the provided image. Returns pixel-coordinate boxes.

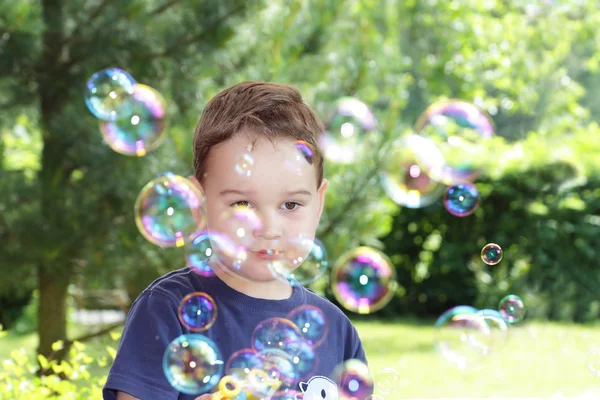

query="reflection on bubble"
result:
[186,231,215,277]
[219,207,262,249]
[287,305,329,349]
[177,292,217,333]
[268,237,328,286]
[380,134,446,209]
[331,359,374,400]
[321,97,377,164]
[85,68,137,121]
[444,182,480,217]
[134,174,205,248]
[375,367,399,395]
[252,318,301,352]
[99,84,168,156]
[498,294,527,324]
[434,306,491,369]
[481,243,503,265]
[162,334,223,395]
[415,99,495,184]
[234,153,254,177]
[331,247,397,314]
[225,348,263,384]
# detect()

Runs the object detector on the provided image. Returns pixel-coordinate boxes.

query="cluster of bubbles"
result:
[434,295,527,369]
[85,68,168,157]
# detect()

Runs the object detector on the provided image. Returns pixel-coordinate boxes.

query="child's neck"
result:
[208,258,293,300]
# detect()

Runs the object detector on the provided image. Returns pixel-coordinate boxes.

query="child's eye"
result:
[231,201,252,208]
[282,201,301,211]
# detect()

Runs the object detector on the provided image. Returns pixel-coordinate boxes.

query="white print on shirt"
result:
[298,376,338,399]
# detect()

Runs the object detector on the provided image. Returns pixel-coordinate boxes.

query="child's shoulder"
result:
[139,267,201,303]
[301,286,354,325]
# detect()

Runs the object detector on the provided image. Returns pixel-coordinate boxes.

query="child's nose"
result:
[253,214,282,240]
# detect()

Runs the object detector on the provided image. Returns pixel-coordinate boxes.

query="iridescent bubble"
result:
[443,182,480,217]
[271,390,302,400]
[99,84,168,157]
[218,207,262,249]
[477,309,509,347]
[415,99,495,184]
[134,174,205,248]
[286,305,329,349]
[85,68,136,121]
[380,134,446,209]
[234,152,254,177]
[320,97,377,164]
[268,237,328,286]
[331,359,374,400]
[245,368,282,399]
[207,230,248,271]
[162,334,223,395]
[331,247,397,314]
[498,294,527,324]
[283,338,319,382]
[257,348,297,389]
[177,292,217,333]
[284,140,316,176]
[375,367,399,395]
[251,318,301,352]
[434,306,491,369]
[481,243,503,265]
[587,348,600,377]
[186,231,215,277]
[225,348,263,384]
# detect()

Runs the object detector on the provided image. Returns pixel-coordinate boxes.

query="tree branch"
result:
[148,0,183,16]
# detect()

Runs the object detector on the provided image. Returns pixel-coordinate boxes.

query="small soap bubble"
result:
[380,134,446,209]
[498,294,527,324]
[252,318,301,352]
[481,243,503,265]
[225,348,263,383]
[286,305,329,349]
[134,174,205,248]
[331,247,397,314]
[375,367,399,395]
[186,231,215,277]
[331,359,375,400]
[434,306,491,369]
[285,140,316,175]
[162,334,223,395]
[415,99,495,184]
[320,97,377,164]
[98,84,168,157]
[443,182,480,217]
[85,68,136,121]
[268,237,328,286]
[177,292,217,332]
[234,153,254,177]
[218,207,262,249]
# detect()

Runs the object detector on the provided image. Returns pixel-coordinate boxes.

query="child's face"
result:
[196,132,328,283]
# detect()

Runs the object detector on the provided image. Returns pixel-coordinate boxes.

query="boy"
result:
[103,81,369,400]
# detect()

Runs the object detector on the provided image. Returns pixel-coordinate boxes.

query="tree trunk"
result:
[37,264,71,360]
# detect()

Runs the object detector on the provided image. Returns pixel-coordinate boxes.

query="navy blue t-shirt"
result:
[103,267,368,400]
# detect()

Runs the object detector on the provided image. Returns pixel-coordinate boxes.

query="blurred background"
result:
[1,0,600,398]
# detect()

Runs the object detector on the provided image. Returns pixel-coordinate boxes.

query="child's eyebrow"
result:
[219,189,253,197]
[285,190,312,197]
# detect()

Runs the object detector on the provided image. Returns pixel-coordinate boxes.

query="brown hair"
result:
[193,81,324,185]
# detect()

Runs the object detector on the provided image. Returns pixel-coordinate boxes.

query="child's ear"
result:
[189,175,206,228]
[316,178,329,222]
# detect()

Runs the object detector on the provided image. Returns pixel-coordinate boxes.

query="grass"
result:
[2,319,600,398]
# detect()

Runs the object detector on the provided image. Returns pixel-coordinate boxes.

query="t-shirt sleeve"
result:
[103,290,183,400]
[348,324,368,365]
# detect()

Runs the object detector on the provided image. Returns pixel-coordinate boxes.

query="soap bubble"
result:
[246,368,283,399]
[374,367,399,395]
[380,134,446,209]
[162,334,223,395]
[283,338,319,381]
[134,174,205,248]
[225,348,263,384]
[321,97,377,164]
[331,247,397,314]
[443,182,480,217]
[186,231,215,277]
[287,305,329,349]
[331,359,374,400]
[415,99,495,184]
[268,237,328,286]
[257,348,298,389]
[99,84,168,157]
[177,292,217,333]
[85,68,136,120]
[284,140,316,176]
[481,243,503,265]
[434,306,491,369]
[252,317,302,352]
[477,309,509,347]
[234,152,254,177]
[206,230,248,271]
[498,294,527,324]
